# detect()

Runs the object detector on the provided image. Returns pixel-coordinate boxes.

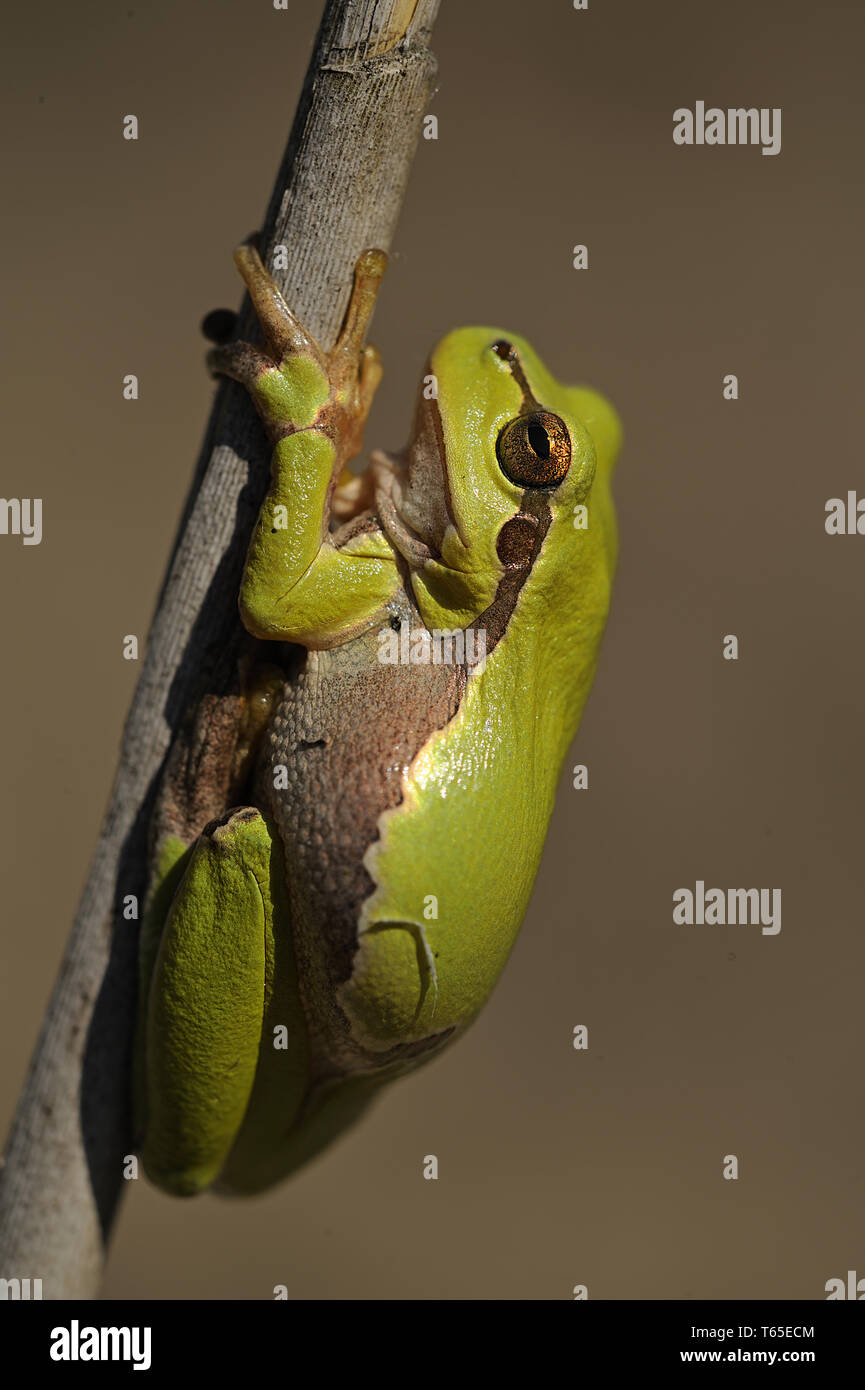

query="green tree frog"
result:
[136,243,621,1196]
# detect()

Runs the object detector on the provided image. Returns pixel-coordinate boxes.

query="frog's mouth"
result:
[371,388,456,568]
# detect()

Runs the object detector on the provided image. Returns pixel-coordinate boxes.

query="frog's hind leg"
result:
[139,807,309,1197]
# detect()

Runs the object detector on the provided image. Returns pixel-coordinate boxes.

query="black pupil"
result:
[527,422,550,459]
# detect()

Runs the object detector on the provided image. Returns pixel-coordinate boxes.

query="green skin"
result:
[137,245,621,1196]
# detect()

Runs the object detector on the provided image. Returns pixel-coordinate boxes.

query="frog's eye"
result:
[496,410,571,488]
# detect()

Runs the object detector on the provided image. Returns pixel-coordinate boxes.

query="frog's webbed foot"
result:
[207,239,386,457]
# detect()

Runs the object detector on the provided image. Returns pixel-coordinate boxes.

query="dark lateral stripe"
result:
[469,490,552,656]
[492,338,543,414]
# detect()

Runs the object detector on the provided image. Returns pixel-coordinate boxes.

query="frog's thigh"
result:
[142,807,307,1196]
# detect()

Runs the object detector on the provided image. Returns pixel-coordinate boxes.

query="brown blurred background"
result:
[1,0,862,1299]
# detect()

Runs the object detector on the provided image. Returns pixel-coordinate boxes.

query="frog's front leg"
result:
[209,244,399,649]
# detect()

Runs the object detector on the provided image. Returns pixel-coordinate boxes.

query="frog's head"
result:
[373,327,621,638]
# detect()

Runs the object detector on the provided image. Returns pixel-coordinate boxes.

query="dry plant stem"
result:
[0,0,441,1300]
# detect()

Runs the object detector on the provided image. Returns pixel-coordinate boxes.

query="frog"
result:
[135,242,621,1196]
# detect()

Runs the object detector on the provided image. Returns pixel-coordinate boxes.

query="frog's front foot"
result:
[207,240,386,452]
